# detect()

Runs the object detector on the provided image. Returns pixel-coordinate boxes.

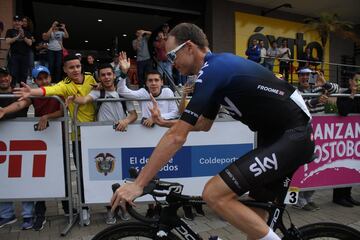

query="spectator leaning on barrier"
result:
[14,54,96,123]
[117,52,178,128]
[297,68,339,114]
[14,55,97,225]
[66,63,137,224]
[0,66,33,230]
[66,63,137,131]
[333,72,360,208]
[0,67,28,118]
[293,67,339,211]
[5,15,33,87]
[0,65,65,230]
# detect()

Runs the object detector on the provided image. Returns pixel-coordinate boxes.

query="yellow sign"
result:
[235,12,330,82]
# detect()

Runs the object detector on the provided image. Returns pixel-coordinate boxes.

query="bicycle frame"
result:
[153,176,296,240]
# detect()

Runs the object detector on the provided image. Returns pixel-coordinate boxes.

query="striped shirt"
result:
[298,82,339,114]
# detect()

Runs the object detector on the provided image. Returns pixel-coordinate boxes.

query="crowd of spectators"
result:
[245,38,323,83]
[0,15,359,231]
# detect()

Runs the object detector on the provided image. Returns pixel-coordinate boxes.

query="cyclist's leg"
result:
[203,124,314,240]
[203,175,270,239]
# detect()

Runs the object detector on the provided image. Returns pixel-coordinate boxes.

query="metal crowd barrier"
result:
[0,95,77,236]
[2,91,360,228]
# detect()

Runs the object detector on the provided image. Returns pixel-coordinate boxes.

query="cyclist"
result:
[111,23,315,240]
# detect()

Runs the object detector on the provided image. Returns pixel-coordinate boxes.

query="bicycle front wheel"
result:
[92,222,182,240]
[296,222,360,239]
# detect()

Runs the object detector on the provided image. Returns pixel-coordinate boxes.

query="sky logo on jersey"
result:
[257,85,285,96]
[249,153,278,177]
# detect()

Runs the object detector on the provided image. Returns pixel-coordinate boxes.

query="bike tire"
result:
[295,222,360,240]
[92,222,182,240]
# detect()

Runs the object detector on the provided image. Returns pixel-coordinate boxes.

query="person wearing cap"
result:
[292,67,339,212]
[0,66,32,230]
[14,55,96,123]
[14,55,97,226]
[5,15,33,87]
[0,67,28,119]
[75,53,82,61]
[0,65,65,230]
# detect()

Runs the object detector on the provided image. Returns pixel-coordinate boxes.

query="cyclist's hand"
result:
[110,182,143,212]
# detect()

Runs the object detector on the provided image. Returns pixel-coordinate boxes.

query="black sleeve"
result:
[202,102,220,120]
[336,96,354,116]
[180,60,226,125]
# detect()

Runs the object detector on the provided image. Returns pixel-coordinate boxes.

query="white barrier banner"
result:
[0,121,66,199]
[80,121,254,204]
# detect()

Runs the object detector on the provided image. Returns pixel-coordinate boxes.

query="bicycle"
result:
[92,171,360,240]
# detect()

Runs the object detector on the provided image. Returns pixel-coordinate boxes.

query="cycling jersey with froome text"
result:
[180,52,310,132]
[180,53,315,200]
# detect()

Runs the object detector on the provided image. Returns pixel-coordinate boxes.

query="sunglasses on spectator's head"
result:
[167,41,189,64]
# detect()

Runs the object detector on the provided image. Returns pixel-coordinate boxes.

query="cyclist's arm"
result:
[135,120,192,188]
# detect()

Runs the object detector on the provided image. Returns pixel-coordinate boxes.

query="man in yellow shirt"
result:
[14,54,96,225]
[14,54,96,123]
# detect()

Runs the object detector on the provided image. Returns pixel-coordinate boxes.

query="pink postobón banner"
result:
[291,115,360,189]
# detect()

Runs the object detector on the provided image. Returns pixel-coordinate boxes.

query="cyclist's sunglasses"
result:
[166,41,189,64]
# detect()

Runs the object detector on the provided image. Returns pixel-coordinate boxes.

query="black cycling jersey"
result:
[180,53,314,201]
[180,52,311,132]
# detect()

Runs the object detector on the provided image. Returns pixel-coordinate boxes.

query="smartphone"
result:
[34,121,49,131]
[308,72,318,85]
[356,78,360,93]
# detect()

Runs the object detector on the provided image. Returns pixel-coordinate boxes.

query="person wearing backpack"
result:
[66,63,137,131]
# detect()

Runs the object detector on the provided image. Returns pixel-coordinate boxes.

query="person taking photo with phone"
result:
[294,67,339,211]
[45,20,69,83]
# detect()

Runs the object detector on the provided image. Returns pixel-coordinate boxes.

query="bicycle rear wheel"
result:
[92,222,182,240]
[295,222,360,240]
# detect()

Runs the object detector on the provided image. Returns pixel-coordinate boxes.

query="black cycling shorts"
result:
[219,123,315,202]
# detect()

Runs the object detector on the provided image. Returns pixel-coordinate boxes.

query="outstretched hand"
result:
[13,82,32,101]
[118,51,131,74]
